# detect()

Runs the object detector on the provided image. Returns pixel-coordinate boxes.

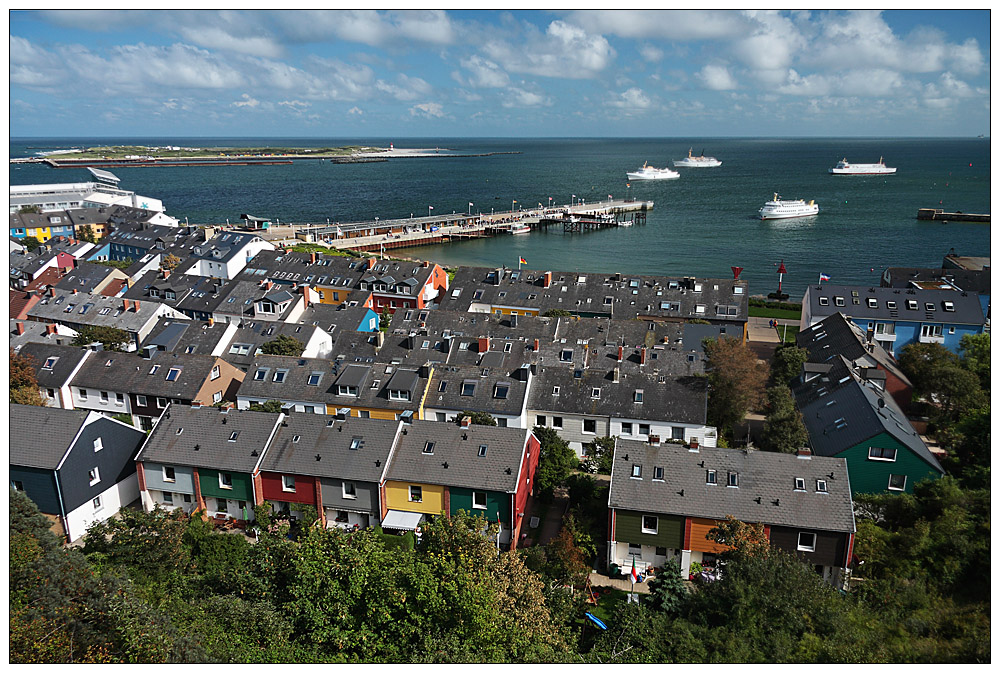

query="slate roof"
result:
[608,439,854,533]
[27,288,171,333]
[260,414,399,482]
[796,313,911,388]
[221,321,327,369]
[54,262,118,294]
[442,266,748,323]
[10,404,91,470]
[9,319,77,352]
[140,318,232,355]
[74,351,226,399]
[385,420,528,492]
[792,356,942,472]
[20,342,91,390]
[189,232,264,264]
[136,404,281,473]
[125,269,211,308]
[236,355,336,404]
[425,363,530,417]
[297,304,376,334]
[883,266,990,295]
[805,284,985,325]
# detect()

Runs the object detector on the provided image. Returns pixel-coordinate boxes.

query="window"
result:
[591,387,601,399]
[583,419,597,434]
[115,392,124,405]
[219,472,233,489]
[12,481,24,491]
[461,381,476,396]
[93,437,103,452]
[422,441,435,455]
[494,383,510,399]
[92,496,103,511]
[906,300,918,310]
[228,431,240,442]
[631,464,642,478]
[343,481,357,499]
[79,388,88,401]
[797,532,817,552]
[157,397,168,408]
[88,467,101,486]
[409,485,422,502]
[794,477,806,491]
[217,498,228,513]
[42,357,58,369]
[212,391,223,403]
[437,380,447,392]
[834,296,845,307]
[136,395,147,407]
[868,446,897,462]
[552,386,560,396]
[149,364,161,376]
[282,475,296,492]
[706,470,717,484]
[478,444,488,457]
[621,422,633,435]
[867,297,878,308]
[100,391,109,404]
[229,343,251,355]
[639,423,650,436]
[653,466,664,481]
[183,494,192,503]
[536,415,547,427]
[350,437,363,450]
[473,492,487,509]
[888,474,906,491]
[253,368,269,381]
[163,491,174,504]
[818,297,829,306]
[273,369,288,383]
[560,349,573,362]
[165,367,181,382]
[210,365,220,380]
[728,472,739,487]
[163,466,176,482]
[552,417,563,429]
[642,515,658,533]
[634,390,644,403]
[816,479,828,493]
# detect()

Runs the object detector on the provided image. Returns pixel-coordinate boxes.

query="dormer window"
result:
[794,477,806,491]
[706,470,717,485]
[631,464,642,478]
[819,297,829,306]
[906,300,917,310]
[422,441,435,455]
[727,472,739,488]
[634,390,644,403]
[591,388,601,399]
[834,296,845,307]
[478,444,488,457]
[816,479,828,493]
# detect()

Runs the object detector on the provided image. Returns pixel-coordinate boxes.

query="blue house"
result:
[801,284,986,356]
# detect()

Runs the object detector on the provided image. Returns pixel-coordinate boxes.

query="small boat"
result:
[759,193,819,220]
[618,220,633,227]
[626,162,679,180]
[510,223,530,234]
[673,148,722,168]
[829,157,896,175]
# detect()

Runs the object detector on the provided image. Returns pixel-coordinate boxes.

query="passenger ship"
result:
[759,194,819,220]
[829,157,896,175]
[626,162,680,180]
[673,148,722,168]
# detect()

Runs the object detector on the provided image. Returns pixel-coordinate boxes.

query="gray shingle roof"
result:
[260,415,400,481]
[385,420,528,492]
[10,403,91,469]
[27,288,172,333]
[806,284,985,326]
[20,342,90,389]
[796,313,911,387]
[136,404,281,472]
[74,351,225,399]
[608,440,854,534]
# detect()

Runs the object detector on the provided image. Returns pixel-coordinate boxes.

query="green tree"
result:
[544,525,589,586]
[20,235,42,251]
[457,410,497,426]
[703,336,768,440]
[896,342,959,398]
[379,306,392,332]
[10,349,47,406]
[541,309,573,317]
[759,385,809,453]
[72,325,132,352]
[77,224,96,243]
[958,332,989,391]
[260,334,305,356]
[18,204,41,214]
[93,258,135,270]
[160,252,182,270]
[533,426,578,500]
[248,399,285,413]
[645,561,688,615]
[83,506,192,589]
[769,344,808,386]
[583,435,615,474]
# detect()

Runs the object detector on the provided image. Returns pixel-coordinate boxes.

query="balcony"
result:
[918,334,945,344]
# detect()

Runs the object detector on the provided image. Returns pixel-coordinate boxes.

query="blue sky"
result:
[9,9,991,137]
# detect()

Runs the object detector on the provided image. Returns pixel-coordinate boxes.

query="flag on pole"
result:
[512,200,517,204]
[469,202,474,207]
[336,226,343,236]
[630,556,638,583]
[519,257,527,265]
[819,273,831,282]
[429,206,434,210]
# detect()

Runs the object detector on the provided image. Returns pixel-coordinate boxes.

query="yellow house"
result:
[383,480,446,517]
[490,305,540,317]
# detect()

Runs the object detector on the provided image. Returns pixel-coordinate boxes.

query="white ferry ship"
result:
[626,162,680,180]
[759,193,819,220]
[829,157,896,175]
[673,148,722,168]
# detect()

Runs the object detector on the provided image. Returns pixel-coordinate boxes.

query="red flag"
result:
[630,556,638,583]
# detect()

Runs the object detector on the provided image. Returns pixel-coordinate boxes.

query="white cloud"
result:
[278,99,310,111]
[566,10,752,40]
[232,93,259,108]
[274,10,455,47]
[697,64,738,90]
[776,68,905,98]
[410,102,445,118]
[347,106,364,115]
[640,45,664,63]
[459,55,510,88]
[502,87,551,108]
[375,73,432,101]
[482,20,614,80]
[608,87,653,110]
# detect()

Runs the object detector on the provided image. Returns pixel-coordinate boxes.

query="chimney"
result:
[648,434,661,447]
[543,271,552,288]
[493,268,502,286]
[133,300,141,312]
[533,338,539,351]
[310,252,317,264]
[613,366,620,383]
[423,260,430,267]
[123,299,132,312]
[797,446,812,459]
[640,347,647,365]
[478,336,490,352]
[162,269,171,279]
[45,324,57,335]
[190,401,203,408]
[72,288,78,295]
[617,345,624,362]
[366,258,376,270]
[460,416,472,428]
[15,322,25,335]
[689,437,699,450]
[375,330,385,350]
[264,280,273,291]
[48,287,56,297]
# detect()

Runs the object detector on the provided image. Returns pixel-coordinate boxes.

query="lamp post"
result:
[571,194,576,207]
[428,206,433,218]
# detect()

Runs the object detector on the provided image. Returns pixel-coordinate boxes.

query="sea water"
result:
[9,137,990,299]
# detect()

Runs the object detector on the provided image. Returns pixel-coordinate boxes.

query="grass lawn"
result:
[748,306,802,321]
[778,324,801,342]
[587,587,632,623]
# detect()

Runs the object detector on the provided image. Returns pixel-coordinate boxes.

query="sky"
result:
[8,9,992,138]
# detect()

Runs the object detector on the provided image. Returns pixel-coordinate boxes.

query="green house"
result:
[794,357,943,496]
